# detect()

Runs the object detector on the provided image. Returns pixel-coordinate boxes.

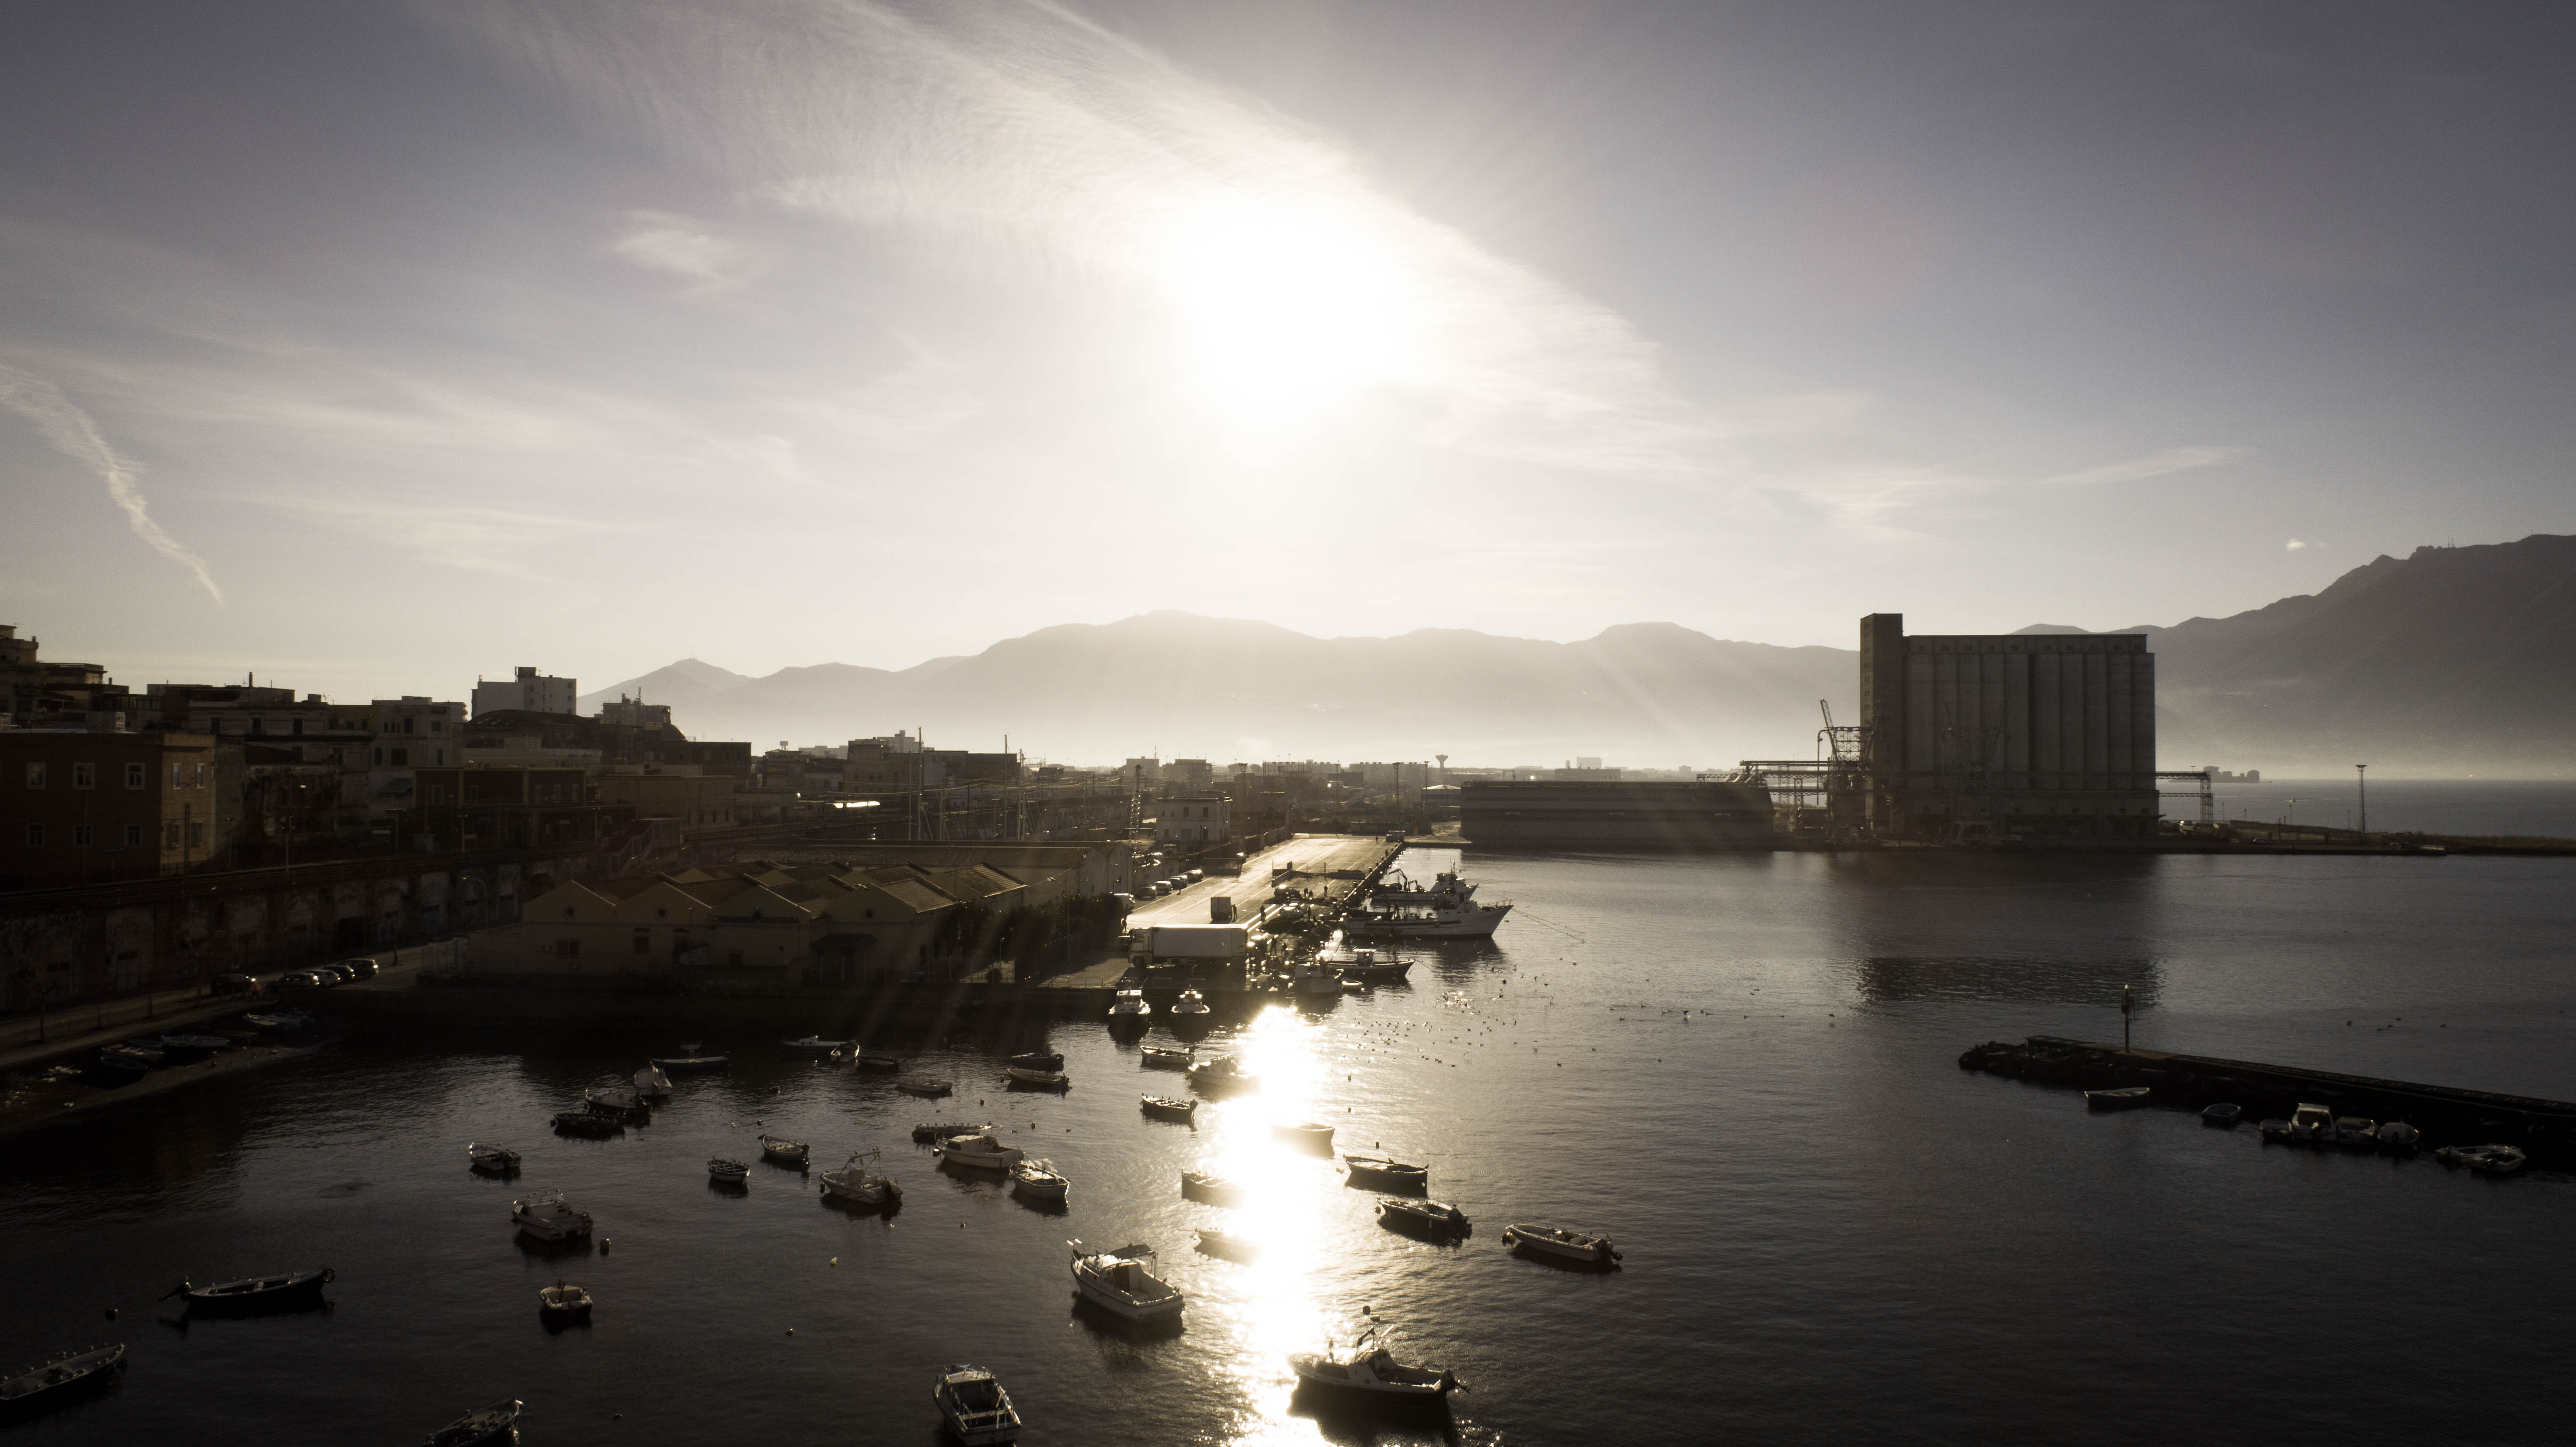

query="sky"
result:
[3,0,2573,704]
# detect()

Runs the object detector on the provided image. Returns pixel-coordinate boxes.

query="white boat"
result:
[936,1132,1026,1172]
[759,1134,810,1165]
[1503,1222,1620,1265]
[1139,1045,1194,1070]
[1272,1120,1336,1151]
[2376,1121,2422,1155]
[934,1363,1023,1445]
[819,1150,902,1207]
[466,1143,520,1174]
[1107,988,1153,1021]
[511,1192,594,1242]
[1370,870,1481,909]
[1289,1328,1461,1404]
[2288,1102,2337,1145]
[1289,963,1342,997]
[631,1064,673,1100]
[1011,1159,1070,1200]
[1068,1241,1184,1322]
[1344,895,1511,940]
[708,1157,750,1184]
[537,1280,592,1320]
[1168,989,1211,1018]
[1194,1226,1257,1259]
[1186,1057,1257,1095]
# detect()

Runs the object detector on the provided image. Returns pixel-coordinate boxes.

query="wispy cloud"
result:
[610,209,762,290]
[2037,444,2250,490]
[0,363,222,600]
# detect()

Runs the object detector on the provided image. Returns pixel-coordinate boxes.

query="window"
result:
[125,762,144,789]
[632,933,650,955]
[374,749,384,766]
[171,763,182,789]
[23,762,44,789]
[165,821,181,848]
[561,939,581,959]
[195,763,207,787]
[124,824,142,846]
[404,716,416,734]
[23,824,42,846]
[392,748,408,766]
[72,762,95,789]
[189,822,205,848]
[73,824,93,846]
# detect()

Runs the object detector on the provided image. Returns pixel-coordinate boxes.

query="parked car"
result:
[310,967,347,987]
[212,972,260,995]
[342,958,379,979]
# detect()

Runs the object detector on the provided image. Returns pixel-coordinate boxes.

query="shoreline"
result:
[0,1037,329,1143]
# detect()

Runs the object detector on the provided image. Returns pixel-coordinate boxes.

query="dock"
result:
[1962,1035,2576,1166]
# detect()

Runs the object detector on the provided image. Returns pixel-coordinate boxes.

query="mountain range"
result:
[578,533,2576,776]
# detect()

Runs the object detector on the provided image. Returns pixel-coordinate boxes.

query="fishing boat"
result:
[167,1267,334,1314]
[1011,1159,1070,1200]
[934,1364,1024,1446]
[1005,1067,1071,1090]
[537,1281,592,1322]
[2288,1102,2337,1145]
[1168,989,1212,1022]
[0,1344,124,1420]
[427,1399,522,1447]
[760,1134,811,1166]
[584,1087,650,1124]
[2376,1121,2422,1155]
[1141,1095,1198,1123]
[1139,1045,1193,1071]
[1503,1223,1620,1266]
[1340,951,1412,984]
[819,1150,902,1208]
[936,1132,1025,1172]
[1342,1154,1428,1192]
[912,1121,989,1143]
[1181,1170,1243,1205]
[1186,1057,1256,1096]
[856,1053,903,1071]
[1106,988,1153,1024]
[1376,1198,1472,1239]
[1343,893,1511,940]
[1369,870,1482,909]
[2199,1103,2242,1128]
[783,1036,850,1051]
[631,1064,673,1100]
[2083,1085,2152,1111]
[1009,1051,1065,1072]
[553,1110,618,1137]
[899,1076,956,1098]
[512,1193,594,1241]
[467,1143,522,1174]
[1068,1241,1185,1322]
[1272,1120,1336,1151]
[1289,1327,1461,1405]
[1193,1226,1257,1259]
[650,1052,729,1073]
[1289,962,1342,997]
[708,1157,750,1185]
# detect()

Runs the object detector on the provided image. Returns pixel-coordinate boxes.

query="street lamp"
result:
[2355,764,2368,836]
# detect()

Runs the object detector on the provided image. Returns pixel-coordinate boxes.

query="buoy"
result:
[104,1307,116,1320]
[830,1257,838,1266]
[602,1239,612,1252]
[786,1327,794,1334]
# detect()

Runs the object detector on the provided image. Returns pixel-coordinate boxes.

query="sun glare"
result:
[1147,191,1430,454]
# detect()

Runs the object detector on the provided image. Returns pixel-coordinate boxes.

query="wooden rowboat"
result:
[166,1267,334,1314]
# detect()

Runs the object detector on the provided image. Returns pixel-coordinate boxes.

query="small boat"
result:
[1503,1222,1620,1266]
[1068,1241,1184,1322]
[783,1036,850,1051]
[1107,988,1153,1023]
[1169,989,1212,1019]
[899,1076,956,1098]
[553,1110,618,1137]
[760,1134,810,1166]
[1376,1198,1471,1238]
[0,1344,124,1419]
[2288,1102,2337,1145]
[934,1363,1024,1446]
[1289,1328,1461,1405]
[1341,951,1412,984]
[1181,1170,1242,1205]
[1186,1057,1256,1096]
[1140,1095,1198,1123]
[240,1011,317,1032]
[912,1121,989,1143]
[2084,1085,2152,1112]
[1011,1159,1070,1200]
[102,1042,165,1069]
[1340,977,1370,994]
[650,1053,730,1073]
[537,1280,592,1321]
[2257,1117,2293,1142]
[819,1150,903,1208]
[1342,1153,1428,1192]
[467,1143,522,1174]
[427,1399,522,1447]
[631,1064,673,1100]
[584,1087,650,1124]
[1005,1067,1071,1090]
[856,1053,903,1071]
[1194,1226,1257,1259]
[2334,1117,2381,1151]
[708,1157,751,1185]
[1290,963,1342,997]
[1009,1051,1065,1072]
[2199,1103,2242,1128]
[937,1132,1026,1172]
[2375,1121,2422,1155]
[512,1193,594,1241]
[1139,1045,1193,1071]
[156,1033,234,1057]
[1272,1120,1336,1151]
[167,1267,334,1314]
[2437,1143,2527,1176]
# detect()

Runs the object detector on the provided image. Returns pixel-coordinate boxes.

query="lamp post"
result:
[2355,764,2368,836]
[2121,983,2132,1051]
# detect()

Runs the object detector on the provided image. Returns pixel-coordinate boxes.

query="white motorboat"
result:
[511,1192,594,1242]
[1289,1328,1461,1405]
[819,1149,903,1207]
[1168,989,1212,1019]
[936,1132,1026,1172]
[1011,1159,1070,1200]
[1341,950,1412,984]
[759,1134,811,1166]
[1139,1045,1194,1070]
[1289,963,1342,997]
[428,1398,522,1447]
[1186,1057,1257,1096]
[934,1364,1023,1446]
[631,1064,673,1100]
[2288,1102,2337,1145]
[1107,988,1153,1021]
[1272,1120,1336,1151]
[912,1121,989,1143]
[466,1143,521,1174]
[537,1280,592,1321]
[1503,1222,1620,1265]
[2334,1116,2381,1152]
[1344,895,1511,940]
[1068,1241,1184,1322]
[708,1157,750,1185]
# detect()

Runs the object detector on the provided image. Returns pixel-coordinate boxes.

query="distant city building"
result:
[472,666,577,718]
[1156,794,1230,846]
[0,731,222,889]
[1122,757,1161,789]
[595,695,673,730]
[1166,758,1213,789]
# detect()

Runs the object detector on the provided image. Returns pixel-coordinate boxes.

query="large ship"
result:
[1344,875,1511,939]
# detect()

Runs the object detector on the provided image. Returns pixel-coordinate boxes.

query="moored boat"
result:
[1068,1241,1184,1321]
[783,1036,850,1051]
[0,1344,124,1420]
[912,1121,988,1143]
[1005,1067,1070,1090]
[631,1064,673,1100]
[467,1143,522,1174]
[167,1267,334,1314]
[1141,1095,1198,1123]
[1342,1153,1428,1192]
[759,1134,811,1166]
[427,1398,522,1447]
[1106,988,1153,1024]
[651,1052,730,1072]
[1181,1170,1243,1205]
[2083,1085,2152,1111]
[1193,1225,1257,1259]
[1186,1056,1256,1096]
[512,1193,594,1242]
[934,1363,1023,1445]
[1008,1051,1065,1072]
[1011,1159,1070,1200]
[2288,1102,2337,1145]
[155,1033,234,1058]
[2257,1117,2293,1142]
[1139,1045,1193,1070]
[1503,1222,1620,1266]
[537,1280,592,1321]
[1344,895,1511,940]
[819,1150,903,1208]
[1272,1120,1335,1151]
[553,1110,618,1137]
[708,1157,750,1185]
[584,1087,649,1124]
[899,1076,956,1098]
[1168,989,1212,1022]
[936,1132,1025,1172]
[1289,1329,1461,1405]
[1376,1198,1471,1239]
[2199,1103,2242,1128]
[240,1011,317,1032]
[2376,1121,2422,1155]
[2437,1143,2527,1175]
[2334,1116,2381,1151]
[857,1053,903,1071]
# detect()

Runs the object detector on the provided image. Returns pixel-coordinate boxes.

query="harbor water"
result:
[4,846,2572,1445]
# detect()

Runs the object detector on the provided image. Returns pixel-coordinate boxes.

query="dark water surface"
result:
[5,848,2572,1446]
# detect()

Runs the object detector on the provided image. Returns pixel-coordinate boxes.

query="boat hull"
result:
[0,1345,125,1419]
[1503,1225,1618,1265]
[176,1269,332,1315]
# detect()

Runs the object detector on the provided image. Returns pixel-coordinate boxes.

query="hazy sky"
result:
[4,0,2573,702]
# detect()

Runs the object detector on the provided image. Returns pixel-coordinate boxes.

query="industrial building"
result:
[1458,779,1775,849]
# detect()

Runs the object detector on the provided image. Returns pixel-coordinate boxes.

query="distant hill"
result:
[584,534,2576,773]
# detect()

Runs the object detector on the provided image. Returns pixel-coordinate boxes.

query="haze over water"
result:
[5,845,2569,1446]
